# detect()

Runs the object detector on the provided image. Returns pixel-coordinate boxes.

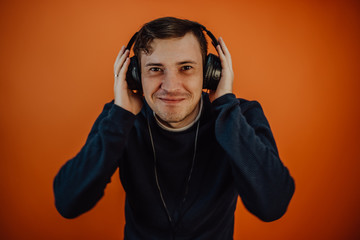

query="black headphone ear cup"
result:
[203,53,222,90]
[126,56,142,92]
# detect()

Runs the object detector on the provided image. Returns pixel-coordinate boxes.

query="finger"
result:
[118,57,130,78]
[114,47,128,69]
[114,49,130,76]
[114,46,125,65]
[114,57,130,90]
[114,46,125,73]
[218,37,230,56]
[218,37,232,66]
[116,46,126,60]
[216,44,228,67]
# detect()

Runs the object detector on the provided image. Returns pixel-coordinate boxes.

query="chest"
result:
[118,121,235,231]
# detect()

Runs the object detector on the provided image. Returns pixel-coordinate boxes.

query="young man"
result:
[54,17,295,239]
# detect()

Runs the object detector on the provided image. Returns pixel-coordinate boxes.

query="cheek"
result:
[184,73,203,93]
[142,77,160,100]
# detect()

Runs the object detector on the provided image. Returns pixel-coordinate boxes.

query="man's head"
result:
[134,17,208,129]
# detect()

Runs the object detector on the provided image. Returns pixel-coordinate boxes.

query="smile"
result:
[158,97,185,104]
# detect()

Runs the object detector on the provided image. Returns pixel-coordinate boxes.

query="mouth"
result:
[158,97,186,104]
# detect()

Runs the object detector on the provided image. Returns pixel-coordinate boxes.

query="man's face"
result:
[140,32,203,129]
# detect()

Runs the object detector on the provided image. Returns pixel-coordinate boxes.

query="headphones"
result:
[125,25,222,92]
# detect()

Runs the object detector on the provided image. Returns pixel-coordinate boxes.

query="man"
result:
[54,17,295,239]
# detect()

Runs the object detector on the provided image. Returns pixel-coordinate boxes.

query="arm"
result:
[53,46,143,218]
[212,37,294,221]
[213,95,295,222]
[53,102,136,218]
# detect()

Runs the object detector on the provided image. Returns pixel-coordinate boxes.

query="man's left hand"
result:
[209,37,234,102]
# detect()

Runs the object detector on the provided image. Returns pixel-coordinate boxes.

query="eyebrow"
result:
[144,63,163,67]
[144,60,198,67]
[177,61,198,65]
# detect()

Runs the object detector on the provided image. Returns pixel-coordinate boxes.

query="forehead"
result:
[140,32,202,65]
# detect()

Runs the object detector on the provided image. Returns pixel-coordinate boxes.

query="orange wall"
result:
[1,0,359,239]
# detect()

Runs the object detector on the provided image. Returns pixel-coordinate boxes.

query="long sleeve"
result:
[212,94,295,222]
[53,101,136,219]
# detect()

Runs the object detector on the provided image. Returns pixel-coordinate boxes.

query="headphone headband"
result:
[198,24,219,48]
[126,32,138,50]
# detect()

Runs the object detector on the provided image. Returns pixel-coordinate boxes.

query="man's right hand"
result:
[113,46,143,115]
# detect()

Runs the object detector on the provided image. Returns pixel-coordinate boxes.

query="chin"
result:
[156,111,187,123]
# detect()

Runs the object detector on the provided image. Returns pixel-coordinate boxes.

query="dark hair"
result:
[133,17,208,63]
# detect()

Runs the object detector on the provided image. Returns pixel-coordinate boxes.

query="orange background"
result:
[1,0,359,239]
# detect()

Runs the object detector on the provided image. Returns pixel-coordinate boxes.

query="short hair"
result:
[133,17,208,63]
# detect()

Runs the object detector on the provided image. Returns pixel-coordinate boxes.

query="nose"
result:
[161,69,181,92]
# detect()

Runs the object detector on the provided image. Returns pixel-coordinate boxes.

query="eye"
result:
[181,65,193,71]
[150,67,162,72]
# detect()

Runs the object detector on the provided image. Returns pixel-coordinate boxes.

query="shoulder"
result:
[206,93,268,124]
[203,92,263,113]
[237,98,263,115]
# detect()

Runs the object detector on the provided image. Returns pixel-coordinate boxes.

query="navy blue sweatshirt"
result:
[53,93,295,239]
